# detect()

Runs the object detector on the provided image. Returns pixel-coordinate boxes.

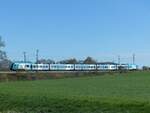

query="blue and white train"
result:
[10,62,138,71]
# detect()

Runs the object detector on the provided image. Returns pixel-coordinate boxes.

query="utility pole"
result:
[23,52,26,63]
[36,49,39,63]
[133,54,135,64]
[118,55,120,65]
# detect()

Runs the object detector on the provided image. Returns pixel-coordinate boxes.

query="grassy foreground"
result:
[0,71,150,113]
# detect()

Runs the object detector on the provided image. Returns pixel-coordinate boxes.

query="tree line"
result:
[37,57,97,64]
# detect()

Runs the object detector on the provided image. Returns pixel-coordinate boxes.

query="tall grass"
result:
[0,71,150,113]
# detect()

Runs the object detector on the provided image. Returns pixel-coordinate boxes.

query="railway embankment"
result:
[0,71,124,82]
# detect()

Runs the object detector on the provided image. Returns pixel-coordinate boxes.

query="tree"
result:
[83,57,97,64]
[65,58,78,64]
[0,36,7,60]
[0,36,11,70]
[58,58,78,64]
[0,59,12,71]
[143,66,150,71]
[0,36,5,47]
[37,59,55,64]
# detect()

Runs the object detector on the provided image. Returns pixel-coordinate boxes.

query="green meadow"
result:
[0,71,150,113]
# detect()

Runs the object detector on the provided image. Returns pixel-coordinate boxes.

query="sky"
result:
[0,0,150,66]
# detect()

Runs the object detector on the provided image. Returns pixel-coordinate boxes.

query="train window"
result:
[26,65,30,68]
[100,66,103,68]
[105,66,108,68]
[111,66,116,68]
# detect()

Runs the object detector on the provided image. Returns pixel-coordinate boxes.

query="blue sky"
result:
[0,0,150,66]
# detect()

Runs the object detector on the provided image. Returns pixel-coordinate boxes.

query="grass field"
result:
[0,71,150,113]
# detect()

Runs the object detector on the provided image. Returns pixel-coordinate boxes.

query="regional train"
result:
[10,62,138,71]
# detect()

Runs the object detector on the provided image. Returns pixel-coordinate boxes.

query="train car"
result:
[128,64,138,70]
[32,64,50,71]
[11,62,32,71]
[97,63,117,71]
[50,64,74,71]
[75,64,96,71]
[117,64,129,70]
[117,64,138,70]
